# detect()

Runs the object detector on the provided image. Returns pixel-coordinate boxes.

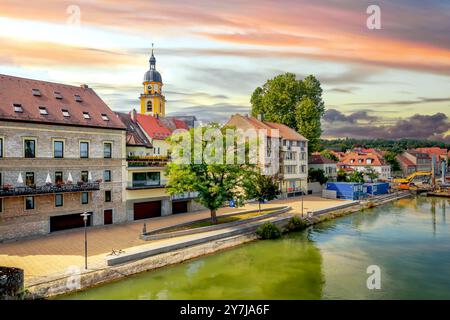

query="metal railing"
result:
[126,179,167,190]
[126,156,169,168]
[171,191,199,201]
[0,182,100,197]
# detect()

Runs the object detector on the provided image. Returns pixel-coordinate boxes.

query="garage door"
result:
[172,201,188,214]
[50,213,92,232]
[133,201,161,220]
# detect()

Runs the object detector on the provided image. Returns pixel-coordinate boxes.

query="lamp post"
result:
[301,187,305,217]
[80,212,91,270]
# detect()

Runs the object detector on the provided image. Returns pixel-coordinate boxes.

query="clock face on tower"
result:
[147,84,152,92]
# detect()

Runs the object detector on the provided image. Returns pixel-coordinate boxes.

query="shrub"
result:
[256,222,282,240]
[285,216,307,232]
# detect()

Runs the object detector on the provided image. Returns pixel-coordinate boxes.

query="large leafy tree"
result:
[251,73,325,152]
[244,173,280,213]
[308,168,328,185]
[165,125,256,224]
[347,171,365,183]
[320,149,339,162]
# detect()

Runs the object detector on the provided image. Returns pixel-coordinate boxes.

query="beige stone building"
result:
[0,75,127,241]
[225,114,308,198]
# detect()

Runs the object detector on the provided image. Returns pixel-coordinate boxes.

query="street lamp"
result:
[80,212,91,270]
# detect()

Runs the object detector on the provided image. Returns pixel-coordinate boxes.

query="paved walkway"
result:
[0,195,347,284]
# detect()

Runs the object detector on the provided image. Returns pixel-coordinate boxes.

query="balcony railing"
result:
[126,179,167,190]
[0,182,100,198]
[127,156,169,168]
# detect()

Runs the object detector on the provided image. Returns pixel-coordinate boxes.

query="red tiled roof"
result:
[415,147,448,157]
[309,155,337,164]
[0,74,125,130]
[226,114,307,140]
[116,112,152,148]
[264,121,307,141]
[396,155,415,167]
[340,152,387,166]
[135,114,172,140]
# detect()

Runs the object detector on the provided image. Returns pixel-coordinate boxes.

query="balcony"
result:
[0,182,100,198]
[126,179,167,190]
[127,156,169,168]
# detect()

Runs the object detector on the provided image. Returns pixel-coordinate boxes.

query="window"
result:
[301,165,307,173]
[80,142,89,158]
[24,139,36,158]
[55,171,63,184]
[105,190,111,202]
[54,91,63,99]
[74,94,82,102]
[104,142,112,158]
[0,198,3,213]
[62,109,70,117]
[32,88,41,96]
[104,170,111,182]
[25,196,35,210]
[13,103,23,113]
[55,194,63,207]
[81,171,89,183]
[81,192,89,204]
[82,112,90,119]
[101,114,109,121]
[0,137,3,158]
[146,100,153,112]
[54,140,64,158]
[132,172,160,187]
[26,172,35,187]
[38,106,48,115]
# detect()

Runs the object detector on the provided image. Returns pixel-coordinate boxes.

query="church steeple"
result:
[149,43,156,70]
[140,43,165,117]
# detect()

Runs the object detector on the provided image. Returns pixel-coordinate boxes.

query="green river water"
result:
[63,196,450,300]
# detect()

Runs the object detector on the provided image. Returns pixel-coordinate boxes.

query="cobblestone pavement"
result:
[0,195,347,284]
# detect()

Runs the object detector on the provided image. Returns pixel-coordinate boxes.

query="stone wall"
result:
[0,121,127,241]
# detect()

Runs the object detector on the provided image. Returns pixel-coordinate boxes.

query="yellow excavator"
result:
[393,171,432,190]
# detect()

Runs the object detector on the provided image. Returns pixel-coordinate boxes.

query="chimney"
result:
[131,108,137,122]
[257,113,264,121]
[80,84,89,89]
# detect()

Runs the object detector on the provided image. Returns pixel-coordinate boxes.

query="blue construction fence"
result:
[326,182,390,200]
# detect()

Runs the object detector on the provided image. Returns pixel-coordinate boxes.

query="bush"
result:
[285,216,307,232]
[256,222,282,240]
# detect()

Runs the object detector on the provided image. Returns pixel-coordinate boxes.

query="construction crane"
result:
[393,171,432,190]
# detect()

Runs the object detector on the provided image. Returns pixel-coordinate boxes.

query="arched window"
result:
[146,100,153,112]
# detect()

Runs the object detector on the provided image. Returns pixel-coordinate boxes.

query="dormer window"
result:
[38,106,48,115]
[13,103,23,113]
[54,91,63,99]
[74,94,82,102]
[32,89,41,96]
[101,114,109,121]
[83,112,90,119]
[62,109,70,117]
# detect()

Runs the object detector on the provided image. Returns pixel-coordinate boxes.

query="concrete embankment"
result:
[27,192,410,299]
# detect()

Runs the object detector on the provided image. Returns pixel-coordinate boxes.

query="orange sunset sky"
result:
[0,0,449,141]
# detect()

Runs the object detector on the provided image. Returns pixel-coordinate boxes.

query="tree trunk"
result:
[258,201,261,213]
[210,209,218,224]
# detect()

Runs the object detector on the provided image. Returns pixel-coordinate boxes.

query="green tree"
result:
[320,149,339,162]
[308,168,328,185]
[347,171,365,183]
[337,169,347,182]
[244,173,280,213]
[165,125,255,224]
[250,73,325,153]
[384,151,401,172]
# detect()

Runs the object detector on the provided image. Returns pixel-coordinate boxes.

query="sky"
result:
[0,0,449,141]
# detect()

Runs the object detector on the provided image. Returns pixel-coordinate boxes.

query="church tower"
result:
[140,45,165,116]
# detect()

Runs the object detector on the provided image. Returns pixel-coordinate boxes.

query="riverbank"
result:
[16,192,410,299]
